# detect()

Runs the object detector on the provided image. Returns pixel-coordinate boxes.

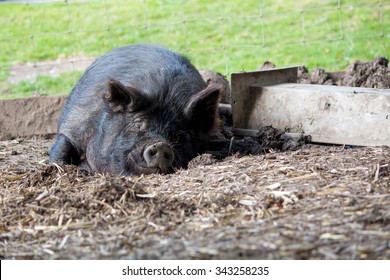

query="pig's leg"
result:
[50,134,80,165]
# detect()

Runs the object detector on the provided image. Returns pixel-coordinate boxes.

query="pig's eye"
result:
[128,120,146,131]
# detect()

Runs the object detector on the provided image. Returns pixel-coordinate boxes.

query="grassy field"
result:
[0,0,389,98]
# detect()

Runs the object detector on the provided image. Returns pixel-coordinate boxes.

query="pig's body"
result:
[50,44,221,176]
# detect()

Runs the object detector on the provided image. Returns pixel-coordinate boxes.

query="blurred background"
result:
[0,0,389,98]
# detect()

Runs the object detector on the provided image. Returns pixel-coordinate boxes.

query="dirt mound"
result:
[0,95,66,141]
[199,69,231,104]
[209,125,309,160]
[259,57,390,89]
[297,57,390,88]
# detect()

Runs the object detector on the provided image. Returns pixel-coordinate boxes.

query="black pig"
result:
[50,44,221,176]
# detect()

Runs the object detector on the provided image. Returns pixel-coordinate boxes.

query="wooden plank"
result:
[240,83,390,146]
[0,95,66,140]
[231,67,298,129]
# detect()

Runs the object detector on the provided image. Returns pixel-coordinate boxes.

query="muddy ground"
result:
[1,58,390,259]
[1,139,389,259]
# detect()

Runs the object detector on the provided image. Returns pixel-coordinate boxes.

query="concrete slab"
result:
[237,83,390,146]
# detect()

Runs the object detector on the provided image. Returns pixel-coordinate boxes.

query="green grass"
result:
[1,71,83,99]
[0,0,389,98]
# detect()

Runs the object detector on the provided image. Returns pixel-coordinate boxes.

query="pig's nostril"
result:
[143,142,174,169]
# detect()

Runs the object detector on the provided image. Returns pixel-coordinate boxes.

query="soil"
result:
[0,95,66,140]
[1,56,94,96]
[7,56,94,85]
[199,69,231,104]
[1,58,390,260]
[259,57,390,89]
[1,139,389,260]
[297,57,390,89]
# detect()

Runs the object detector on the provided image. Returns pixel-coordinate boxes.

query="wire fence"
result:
[0,0,389,98]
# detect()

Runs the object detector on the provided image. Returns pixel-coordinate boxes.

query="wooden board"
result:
[231,67,298,129]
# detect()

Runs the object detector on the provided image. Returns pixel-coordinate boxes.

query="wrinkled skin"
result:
[50,44,221,176]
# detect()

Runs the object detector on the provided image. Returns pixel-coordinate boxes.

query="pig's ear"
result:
[104,79,150,113]
[184,84,222,133]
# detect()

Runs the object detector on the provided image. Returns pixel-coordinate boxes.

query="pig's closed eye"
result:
[127,121,147,131]
[135,122,142,129]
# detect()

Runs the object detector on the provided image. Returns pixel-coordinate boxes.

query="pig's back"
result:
[72,44,203,97]
[57,44,206,147]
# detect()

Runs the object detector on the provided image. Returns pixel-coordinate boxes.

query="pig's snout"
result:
[143,142,174,170]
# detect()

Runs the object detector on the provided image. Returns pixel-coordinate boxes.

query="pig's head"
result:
[91,79,221,176]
